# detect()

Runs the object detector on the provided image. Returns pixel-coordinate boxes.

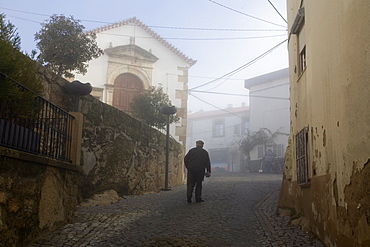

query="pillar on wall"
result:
[69,112,83,165]
[176,66,189,148]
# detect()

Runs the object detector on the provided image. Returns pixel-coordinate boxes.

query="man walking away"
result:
[184,140,211,203]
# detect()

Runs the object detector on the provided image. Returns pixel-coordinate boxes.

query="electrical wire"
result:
[206,78,230,91]
[267,0,288,24]
[0,7,50,17]
[189,39,287,91]
[6,14,41,24]
[188,122,247,136]
[208,0,287,28]
[2,12,287,41]
[161,34,287,41]
[190,90,289,100]
[148,26,287,32]
[0,7,288,32]
[167,73,245,80]
[99,32,286,41]
[189,93,242,118]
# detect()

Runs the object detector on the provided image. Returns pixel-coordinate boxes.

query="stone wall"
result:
[0,147,80,247]
[38,65,185,198]
[79,95,185,198]
[0,65,185,246]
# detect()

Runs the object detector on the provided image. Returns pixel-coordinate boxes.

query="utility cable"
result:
[189,39,287,91]
[1,7,288,32]
[189,93,242,118]
[190,90,289,100]
[208,0,287,28]
[149,25,287,32]
[100,32,287,41]
[267,0,288,24]
[162,34,287,41]
[206,77,230,91]
[6,14,41,24]
[2,11,287,41]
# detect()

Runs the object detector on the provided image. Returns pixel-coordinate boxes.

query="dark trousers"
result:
[187,170,204,200]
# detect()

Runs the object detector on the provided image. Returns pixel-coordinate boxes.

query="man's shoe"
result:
[187,197,192,204]
[196,199,204,203]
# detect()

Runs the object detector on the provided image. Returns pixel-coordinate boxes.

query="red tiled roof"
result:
[86,17,197,67]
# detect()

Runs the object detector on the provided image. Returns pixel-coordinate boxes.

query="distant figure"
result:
[263,149,275,173]
[184,140,211,203]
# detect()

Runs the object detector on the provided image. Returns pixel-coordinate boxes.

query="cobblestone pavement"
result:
[29,173,325,247]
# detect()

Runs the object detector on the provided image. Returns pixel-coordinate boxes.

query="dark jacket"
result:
[184,147,211,174]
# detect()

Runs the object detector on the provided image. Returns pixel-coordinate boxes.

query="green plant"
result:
[239,128,285,164]
[0,14,43,120]
[0,13,20,50]
[35,14,103,77]
[130,86,179,129]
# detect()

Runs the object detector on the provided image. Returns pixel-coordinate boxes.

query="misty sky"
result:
[0,0,289,112]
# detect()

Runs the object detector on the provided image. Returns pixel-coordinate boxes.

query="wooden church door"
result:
[112,73,143,112]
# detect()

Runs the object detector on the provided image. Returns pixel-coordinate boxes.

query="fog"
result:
[1,0,288,112]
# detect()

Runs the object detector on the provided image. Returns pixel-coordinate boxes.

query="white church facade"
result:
[74,17,196,145]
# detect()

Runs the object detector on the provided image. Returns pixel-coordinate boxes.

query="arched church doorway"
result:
[112,73,143,112]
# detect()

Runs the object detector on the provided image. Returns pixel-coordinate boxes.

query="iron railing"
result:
[0,73,74,162]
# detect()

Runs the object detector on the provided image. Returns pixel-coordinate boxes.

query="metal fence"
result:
[0,73,74,162]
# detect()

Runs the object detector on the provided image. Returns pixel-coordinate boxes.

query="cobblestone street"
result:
[29,173,325,247]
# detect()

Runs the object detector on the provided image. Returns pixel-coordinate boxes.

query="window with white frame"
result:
[291,7,306,75]
[213,119,225,137]
[273,144,285,158]
[242,118,249,134]
[298,25,306,74]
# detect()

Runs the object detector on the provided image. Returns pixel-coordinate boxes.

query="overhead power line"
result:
[208,0,287,28]
[100,32,286,41]
[1,7,288,32]
[190,90,289,100]
[189,93,243,118]
[0,7,50,17]
[148,26,287,32]
[167,73,245,81]
[6,14,41,24]
[267,0,288,24]
[189,39,288,91]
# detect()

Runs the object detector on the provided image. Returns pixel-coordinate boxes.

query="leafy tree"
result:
[0,13,21,50]
[239,128,285,165]
[0,14,43,120]
[35,14,103,77]
[0,14,43,97]
[130,86,180,129]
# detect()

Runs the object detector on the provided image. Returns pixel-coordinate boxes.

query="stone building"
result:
[279,1,370,246]
[244,68,290,172]
[74,17,196,145]
[186,104,249,172]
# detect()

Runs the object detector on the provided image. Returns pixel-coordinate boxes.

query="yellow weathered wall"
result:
[280,0,370,246]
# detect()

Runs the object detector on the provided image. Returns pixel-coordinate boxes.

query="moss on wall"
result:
[79,95,184,199]
[0,148,79,247]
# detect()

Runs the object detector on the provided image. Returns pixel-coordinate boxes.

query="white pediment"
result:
[104,44,159,63]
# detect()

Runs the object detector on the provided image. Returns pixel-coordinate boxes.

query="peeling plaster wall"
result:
[280,0,370,246]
